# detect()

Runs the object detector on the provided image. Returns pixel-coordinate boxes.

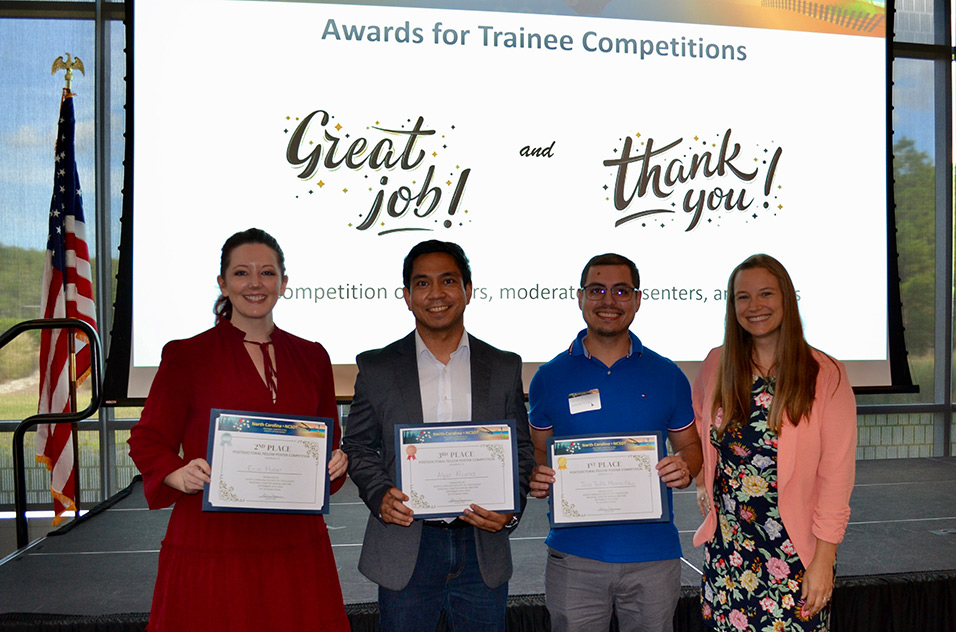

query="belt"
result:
[423,518,470,529]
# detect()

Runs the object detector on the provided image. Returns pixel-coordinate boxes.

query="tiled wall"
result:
[856,412,936,460]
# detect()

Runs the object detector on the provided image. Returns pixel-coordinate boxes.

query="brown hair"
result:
[713,254,819,437]
[214,228,286,323]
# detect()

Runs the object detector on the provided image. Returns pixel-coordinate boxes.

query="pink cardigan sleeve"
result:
[808,355,857,545]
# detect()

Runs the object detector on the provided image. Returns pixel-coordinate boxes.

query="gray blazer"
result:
[342,331,534,591]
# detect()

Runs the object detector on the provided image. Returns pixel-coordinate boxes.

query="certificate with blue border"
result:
[548,432,669,528]
[203,409,333,514]
[394,420,520,520]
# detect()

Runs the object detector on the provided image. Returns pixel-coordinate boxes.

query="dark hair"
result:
[580,253,640,289]
[402,240,472,288]
[214,228,286,322]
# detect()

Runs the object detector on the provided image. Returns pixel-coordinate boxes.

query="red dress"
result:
[128,319,350,632]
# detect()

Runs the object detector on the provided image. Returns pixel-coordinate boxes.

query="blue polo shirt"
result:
[529,329,694,563]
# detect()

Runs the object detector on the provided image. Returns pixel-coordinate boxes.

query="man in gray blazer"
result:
[343,240,534,632]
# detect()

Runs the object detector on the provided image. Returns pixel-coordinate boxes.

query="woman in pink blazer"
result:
[692,254,856,632]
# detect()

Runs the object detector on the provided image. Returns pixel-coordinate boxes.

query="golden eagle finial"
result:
[51,53,85,91]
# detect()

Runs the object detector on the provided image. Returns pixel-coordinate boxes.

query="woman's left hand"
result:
[800,541,838,618]
[328,449,348,480]
[695,480,710,518]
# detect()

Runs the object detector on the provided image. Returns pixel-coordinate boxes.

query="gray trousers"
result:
[545,548,681,632]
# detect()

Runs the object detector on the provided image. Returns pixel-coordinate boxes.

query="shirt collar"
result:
[415,328,470,361]
[569,328,643,359]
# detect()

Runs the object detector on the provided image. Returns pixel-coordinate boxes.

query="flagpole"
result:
[68,331,81,517]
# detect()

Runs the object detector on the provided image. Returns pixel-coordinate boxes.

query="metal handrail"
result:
[0,318,102,548]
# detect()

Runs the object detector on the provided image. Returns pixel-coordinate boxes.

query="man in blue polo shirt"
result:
[529,253,702,632]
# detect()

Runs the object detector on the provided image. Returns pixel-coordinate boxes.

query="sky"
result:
[0,18,126,255]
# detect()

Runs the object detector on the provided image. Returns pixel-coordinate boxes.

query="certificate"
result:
[548,432,669,528]
[203,409,333,514]
[395,421,520,519]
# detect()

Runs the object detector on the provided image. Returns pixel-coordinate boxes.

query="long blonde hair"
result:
[713,254,819,438]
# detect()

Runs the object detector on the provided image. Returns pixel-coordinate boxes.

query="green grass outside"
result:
[0,390,142,424]
[0,338,38,383]
[0,318,41,382]
[0,392,40,422]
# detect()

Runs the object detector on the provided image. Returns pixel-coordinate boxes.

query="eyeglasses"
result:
[581,284,638,302]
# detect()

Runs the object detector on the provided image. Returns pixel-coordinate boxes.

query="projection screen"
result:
[122,0,890,400]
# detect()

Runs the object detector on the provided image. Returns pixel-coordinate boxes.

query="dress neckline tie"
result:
[244,339,277,402]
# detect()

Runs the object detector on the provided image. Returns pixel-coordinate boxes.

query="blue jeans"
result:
[378,525,508,632]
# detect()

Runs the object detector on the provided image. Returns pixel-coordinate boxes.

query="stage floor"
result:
[1,457,954,616]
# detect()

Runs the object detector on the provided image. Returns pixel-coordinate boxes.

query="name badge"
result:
[568,389,601,414]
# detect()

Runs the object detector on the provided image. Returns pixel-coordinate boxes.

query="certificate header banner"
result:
[217,414,329,439]
[131,0,889,392]
[402,426,513,444]
[548,432,669,527]
[553,436,658,455]
[204,410,334,514]
[396,421,520,519]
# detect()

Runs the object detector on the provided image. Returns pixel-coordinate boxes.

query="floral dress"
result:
[701,377,830,632]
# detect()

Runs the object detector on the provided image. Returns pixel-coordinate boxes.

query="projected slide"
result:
[131,0,888,395]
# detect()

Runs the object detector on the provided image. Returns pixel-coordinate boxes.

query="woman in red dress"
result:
[129,228,351,631]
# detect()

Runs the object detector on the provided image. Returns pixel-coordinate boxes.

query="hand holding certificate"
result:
[203,409,334,514]
[548,432,669,527]
[395,421,520,520]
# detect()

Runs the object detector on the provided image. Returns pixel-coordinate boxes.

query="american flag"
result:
[36,89,97,525]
